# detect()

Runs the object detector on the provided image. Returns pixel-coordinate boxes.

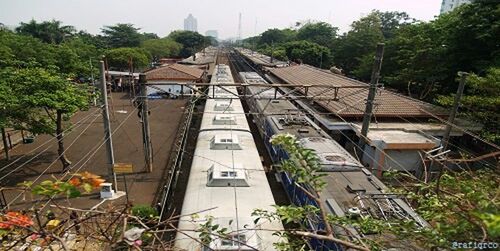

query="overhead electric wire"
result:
[39,104,140,210]
[0,109,102,174]
[6,112,102,207]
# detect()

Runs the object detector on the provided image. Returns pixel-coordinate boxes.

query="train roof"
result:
[176,65,283,251]
[241,71,429,241]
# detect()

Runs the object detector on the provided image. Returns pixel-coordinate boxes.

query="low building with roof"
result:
[179,46,217,76]
[144,64,205,99]
[261,63,481,176]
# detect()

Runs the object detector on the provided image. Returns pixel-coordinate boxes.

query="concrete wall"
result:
[361,145,424,175]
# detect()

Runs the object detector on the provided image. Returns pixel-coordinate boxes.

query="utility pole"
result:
[358,43,385,148]
[99,61,118,191]
[90,58,96,106]
[442,72,467,151]
[238,12,242,43]
[270,40,274,63]
[139,74,153,172]
[433,72,467,190]
[1,128,9,161]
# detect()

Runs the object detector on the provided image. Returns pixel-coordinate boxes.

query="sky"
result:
[0,0,442,39]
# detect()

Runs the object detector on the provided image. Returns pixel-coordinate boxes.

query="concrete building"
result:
[440,0,472,14]
[205,30,218,39]
[183,14,197,32]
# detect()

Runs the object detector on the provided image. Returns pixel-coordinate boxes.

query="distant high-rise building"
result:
[205,30,218,39]
[440,0,472,14]
[238,13,242,40]
[184,14,197,32]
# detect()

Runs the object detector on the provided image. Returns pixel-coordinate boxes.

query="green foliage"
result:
[334,12,384,76]
[260,28,296,45]
[0,30,100,78]
[1,66,90,135]
[16,19,75,44]
[296,22,338,48]
[101,23,145,48]
[141,38,182,59]
[195,216,229,247]
[436,68,500,143]
[390,169,500,248]
[284,40,332,68]
[168,30,210,58]
[270,134,326,191]
[131,205,158,220]
[372,10,416,39]
[105,47,150,71]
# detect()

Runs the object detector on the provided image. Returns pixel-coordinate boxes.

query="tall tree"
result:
[334,13,384,76]
[16,19,75,44]
[168,30,208,58]
[7,67,89,170]
[284,40,332,68]
[436,68,500,144]
[0,74,18,160]
[101,23,143,48]
[141,38,182,60]
[105,47,150,71]
[372,10,415,39]
[296,22,338,48]
[260,28,296,45]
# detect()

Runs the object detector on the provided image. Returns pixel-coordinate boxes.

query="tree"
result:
[253,134,500,250]
[436,68,500,144]
[260,28,296,45]
[101,23,143,48]
[141,38,182,60]
[74,31,107,49]
[16,19,75,44]
[168,30,208,58]
[385,168,500,249]
[105,47,150,71]
[0,75,19,160]
[252,134,373,250]
[284,40,332,68]
[296,22,338,48]
[334,13,384,77]
[372,10,415,39]
[6,67,90,170]
[381,22,448,98]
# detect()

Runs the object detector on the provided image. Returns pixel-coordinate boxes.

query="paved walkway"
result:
[0,92,187,210]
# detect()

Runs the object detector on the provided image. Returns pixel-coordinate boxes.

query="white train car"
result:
[175,65,283,251]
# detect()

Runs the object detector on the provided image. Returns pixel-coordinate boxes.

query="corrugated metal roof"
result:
[236,48,287,67]
[145,64,204,81]
[269,65,448,118]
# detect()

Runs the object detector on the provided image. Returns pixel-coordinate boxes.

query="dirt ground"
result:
[0,92,187,210]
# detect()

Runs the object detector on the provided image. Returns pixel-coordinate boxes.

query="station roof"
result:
[268,65,448,118]
[180,47,217,65]
[236,48,287,67]
[145,64,204,81]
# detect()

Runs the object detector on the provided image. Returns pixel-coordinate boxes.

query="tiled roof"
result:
[269,65,448,118]
[145,64,204,81]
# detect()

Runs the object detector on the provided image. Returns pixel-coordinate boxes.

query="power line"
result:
[38,105,141,210]
[0,110,102,174]
[6,113,102,207]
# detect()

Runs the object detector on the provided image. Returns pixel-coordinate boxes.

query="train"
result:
[175,65,283,251]
[240,71,429,250]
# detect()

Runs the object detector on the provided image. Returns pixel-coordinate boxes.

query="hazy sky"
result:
[0,0,442,39]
